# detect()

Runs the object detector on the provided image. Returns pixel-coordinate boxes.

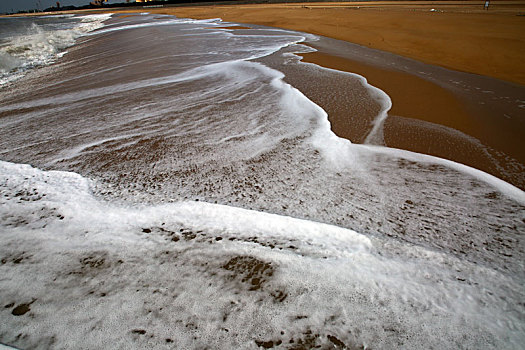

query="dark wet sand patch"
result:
[222,255,274,291]
[298,47,525,189]
[11,300,36,316]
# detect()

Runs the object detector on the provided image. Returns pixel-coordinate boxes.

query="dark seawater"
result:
[0,13,524,349]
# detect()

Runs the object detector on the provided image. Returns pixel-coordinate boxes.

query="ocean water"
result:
[0,14,111,86]
[0,13,524,349]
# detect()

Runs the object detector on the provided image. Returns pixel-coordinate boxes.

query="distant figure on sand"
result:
[484,0,490,10]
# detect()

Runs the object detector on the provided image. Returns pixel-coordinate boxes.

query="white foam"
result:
[86,18,190,35]
[0,63,221,111]
[86,17,224,36]
[40,14,75,19]
[289,50,393,146]
[358,143,525,205]
[0,59,291,111]
[268,65,360,168]
[1,17,524,348]
[0,13,111,87]
[362,82,392,145]
[1,160,523,349]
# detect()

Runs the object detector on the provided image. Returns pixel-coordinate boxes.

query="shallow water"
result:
[0,13,524,349]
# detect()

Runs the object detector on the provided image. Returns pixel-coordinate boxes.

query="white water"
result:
[0,13,112,86]
[1,160,524,349]
[0,13,524,349]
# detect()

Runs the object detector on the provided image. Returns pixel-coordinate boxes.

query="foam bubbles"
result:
[359,144,525,205]
[0,161,523,349]
[1,14,524,349]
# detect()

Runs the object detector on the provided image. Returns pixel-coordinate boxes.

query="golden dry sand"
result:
[127,1,525,85]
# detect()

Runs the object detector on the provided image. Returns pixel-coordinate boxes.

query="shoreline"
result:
[103,1,525,188]
[128,1,525,85]
[296,41,525,188]
[1,14,524,349]
[5,3,525,187]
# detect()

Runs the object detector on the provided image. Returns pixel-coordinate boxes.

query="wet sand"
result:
[64,2,524,188]
[297,45,525,188]
[106,1,525,188]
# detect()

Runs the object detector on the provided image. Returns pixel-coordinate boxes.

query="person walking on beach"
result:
[484,0,490,10]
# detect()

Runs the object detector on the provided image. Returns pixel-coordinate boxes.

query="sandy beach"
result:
[1,9,525,349]
[14,1,524,184]
[108,1,525,188]
[126,1,525,84]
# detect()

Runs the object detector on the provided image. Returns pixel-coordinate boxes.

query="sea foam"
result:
[1,13,524,349]
[1,160,524,349]
[0,13,111,86]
